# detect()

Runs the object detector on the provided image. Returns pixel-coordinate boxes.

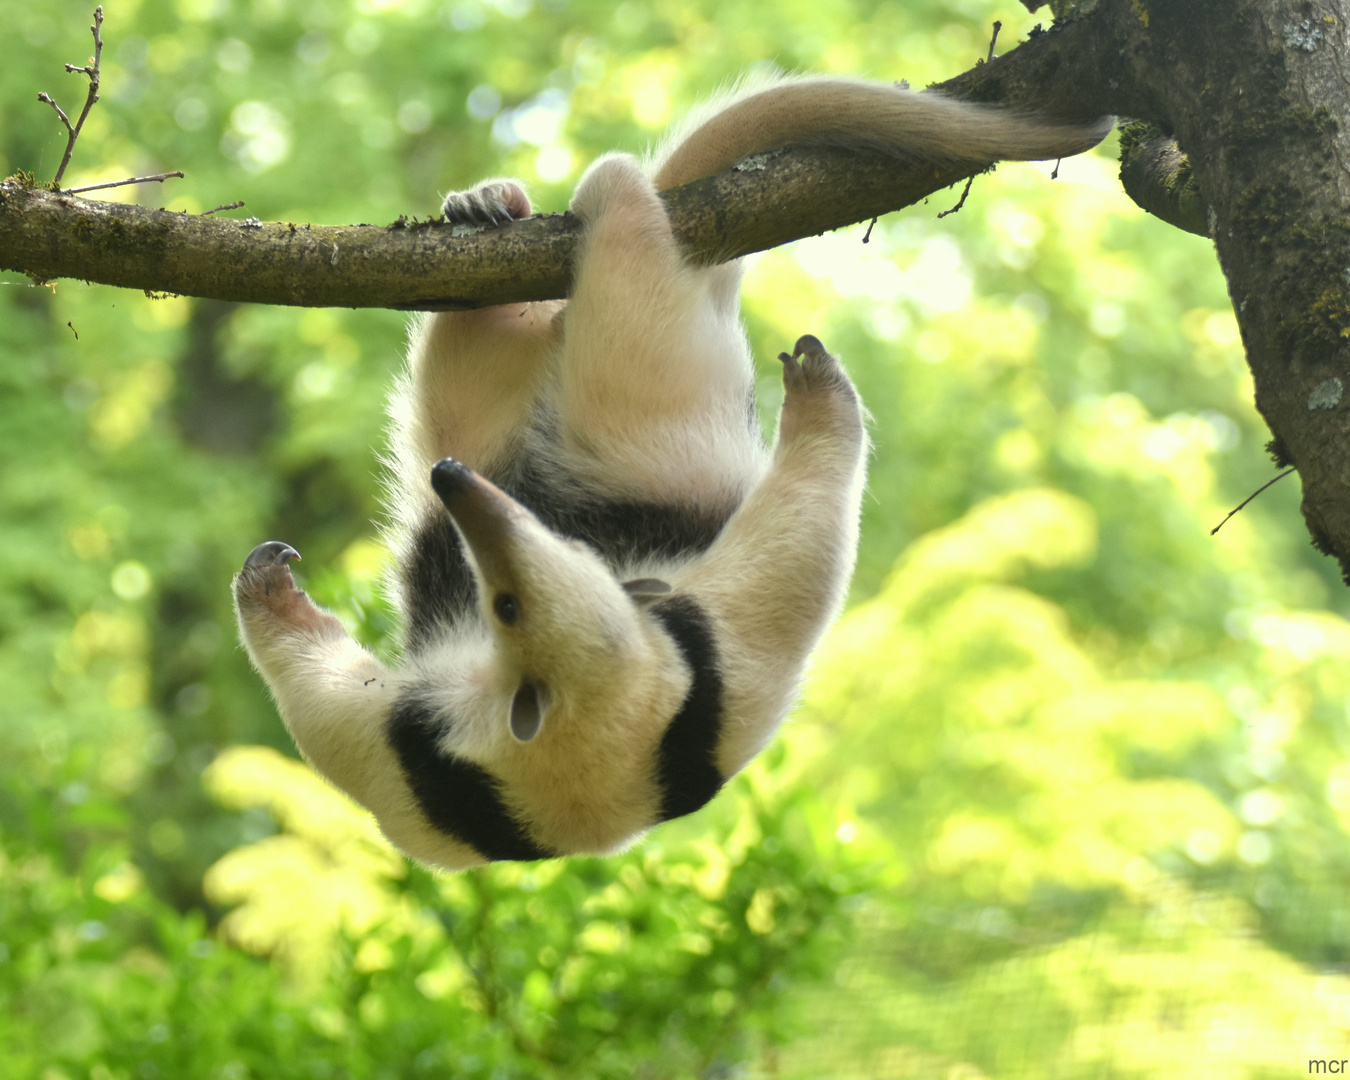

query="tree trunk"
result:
[941,0,1350,581]
[1139,0,1350,585]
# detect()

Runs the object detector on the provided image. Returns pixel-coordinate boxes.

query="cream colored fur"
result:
[653,74,1114,189]
[234,73,1109,870]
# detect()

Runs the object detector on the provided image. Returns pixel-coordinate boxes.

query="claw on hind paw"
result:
[244,541,301,570]
[441,180,531,227]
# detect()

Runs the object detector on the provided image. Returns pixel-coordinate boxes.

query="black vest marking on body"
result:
[509,458,733,569]
[401,518,478,651]
[400,460,736,651]
[386,695,552,862]
[650,595,726,821]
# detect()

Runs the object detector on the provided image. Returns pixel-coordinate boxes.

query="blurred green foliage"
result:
[3,0,1349,1077]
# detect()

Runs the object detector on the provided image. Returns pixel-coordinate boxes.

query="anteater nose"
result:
[430,457,475,502]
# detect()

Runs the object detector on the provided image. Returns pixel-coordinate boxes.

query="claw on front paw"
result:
[778,333,844,393]
[244,541,301,570]
[791,334,826,359]
[234,540,343,638]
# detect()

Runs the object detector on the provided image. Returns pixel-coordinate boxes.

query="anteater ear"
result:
[622,578,672,605]
[510,680,547,742]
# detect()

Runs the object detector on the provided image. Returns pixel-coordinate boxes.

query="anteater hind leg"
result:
[558,154,762,506]
[387,180,563,641]
[391,179,562,488]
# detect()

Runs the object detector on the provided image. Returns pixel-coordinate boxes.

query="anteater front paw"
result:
[778,335,853,396]
[235,540,301,601]
[774,335,864,447]
[233,541,345,639]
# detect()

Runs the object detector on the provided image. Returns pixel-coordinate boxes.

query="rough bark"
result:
[0,146,1024,311]
[937,0,1350,582]
[1118,124,1210,237]
[0,22,1104,310]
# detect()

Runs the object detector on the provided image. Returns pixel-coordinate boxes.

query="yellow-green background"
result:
[1,0,1344,1076]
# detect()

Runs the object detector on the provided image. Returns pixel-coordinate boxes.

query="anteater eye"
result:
[493,593,519,625]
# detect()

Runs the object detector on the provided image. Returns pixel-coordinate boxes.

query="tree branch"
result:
[1030,0,1350,586]
[0,144,1009,311]
[0,22,1111,311]
[1117,123,1210,237]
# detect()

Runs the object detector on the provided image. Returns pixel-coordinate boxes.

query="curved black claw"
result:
[778,333,851,397]
[441,181,530,228]
[778,334,827,363]
[794,333,826,358]
[243,541,301,570]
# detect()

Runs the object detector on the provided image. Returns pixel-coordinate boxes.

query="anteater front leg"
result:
[233,542,397,800]
[232,542,485,868]
[677,335,868,776]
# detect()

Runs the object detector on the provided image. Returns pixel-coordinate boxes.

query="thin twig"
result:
[938,175,976,218]
[1211,467,1296,535]
[63,171,184,195]
[862,217,878,243]
[36,93,73,131]
[39,6,104,187]
[202,201,246,215]
[987,21,1003,63]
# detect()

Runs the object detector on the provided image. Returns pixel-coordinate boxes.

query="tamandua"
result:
[234,75,1111,870]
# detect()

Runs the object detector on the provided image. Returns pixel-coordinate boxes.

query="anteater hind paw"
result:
[441,179,532,227]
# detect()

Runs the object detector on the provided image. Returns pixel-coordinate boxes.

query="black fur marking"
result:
[400,460,736,652]
[508,460,733,569]
[387,695,553,862]
[400,516,478,651]
[650,595,726,821]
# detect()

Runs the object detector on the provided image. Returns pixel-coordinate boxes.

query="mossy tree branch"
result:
[0,142,1050,313]
[1118,123,1210,237]
[0,148,988,312]
[0,22,1105,311]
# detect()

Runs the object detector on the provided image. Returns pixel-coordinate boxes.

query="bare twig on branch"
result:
[35,9,186,198]
[1211,468,1297,536]
[37,6,104,187]
[63,171,185,195]
[938,175,977,219]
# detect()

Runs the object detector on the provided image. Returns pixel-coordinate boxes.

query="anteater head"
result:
[430,458,672,746]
